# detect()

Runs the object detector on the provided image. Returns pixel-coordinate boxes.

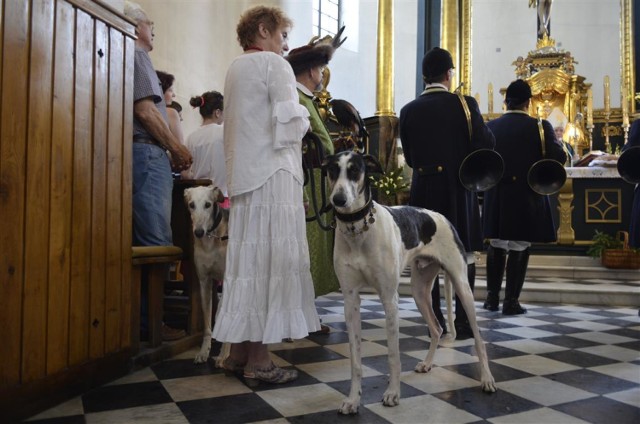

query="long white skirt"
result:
[212,170,321,344]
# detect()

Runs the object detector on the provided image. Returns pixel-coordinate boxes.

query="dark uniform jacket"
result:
[399,87,496,252]
[482,111,567,242]
[623,120,639,247]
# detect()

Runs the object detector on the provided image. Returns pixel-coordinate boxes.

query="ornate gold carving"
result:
[536,33,556,50]
[556,178,574,245]
[314,68,332,122]
[466,1,634,116]
[601,125,623,137]
[585,189,622,223]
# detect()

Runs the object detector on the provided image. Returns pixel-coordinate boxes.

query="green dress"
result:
[298,88,340,296]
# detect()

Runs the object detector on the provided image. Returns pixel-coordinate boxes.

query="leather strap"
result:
[537,119,546,157]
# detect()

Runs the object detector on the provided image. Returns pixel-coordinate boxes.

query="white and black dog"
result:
[183,185,229,365]
[322,151,496,415]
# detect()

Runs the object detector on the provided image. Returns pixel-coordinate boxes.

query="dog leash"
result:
[302,131,334,231]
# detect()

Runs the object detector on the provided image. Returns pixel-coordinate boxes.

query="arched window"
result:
[313,0,342,38]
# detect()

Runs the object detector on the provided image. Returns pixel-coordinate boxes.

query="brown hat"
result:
[286,26,346,76]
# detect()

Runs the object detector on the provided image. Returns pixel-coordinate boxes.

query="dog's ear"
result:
[183,188,193,206]
[321,154,334,171]
[212,186,225,204]
[363,154,384,175]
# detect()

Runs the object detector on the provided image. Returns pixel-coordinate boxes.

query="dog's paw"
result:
[481,378,498,393]
[382,389,400,407]
[194,354,209,364]
[194,348,211,364]
[338,398,360,415]
[414,361,433,373]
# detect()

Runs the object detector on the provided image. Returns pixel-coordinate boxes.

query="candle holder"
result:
[604,112,611,153]
[623,121,630,145]
[586,123,594,152]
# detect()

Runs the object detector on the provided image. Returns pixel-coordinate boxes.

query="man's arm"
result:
[134,98,192,171]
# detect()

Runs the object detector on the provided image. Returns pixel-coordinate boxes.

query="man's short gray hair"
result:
[124,0,147,23]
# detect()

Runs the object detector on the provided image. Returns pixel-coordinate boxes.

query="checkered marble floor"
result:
[27,293,640,424]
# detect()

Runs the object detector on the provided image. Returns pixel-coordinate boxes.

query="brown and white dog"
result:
[322,152,497,415]
[184,185,229,365]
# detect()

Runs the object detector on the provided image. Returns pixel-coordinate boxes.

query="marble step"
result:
[365,255,640,307]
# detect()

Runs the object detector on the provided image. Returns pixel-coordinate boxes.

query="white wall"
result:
[472,0,621,114]
[130,0,418,136]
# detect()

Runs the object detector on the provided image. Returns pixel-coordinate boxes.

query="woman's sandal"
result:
[221,357,246,376]
[243,363,298,386]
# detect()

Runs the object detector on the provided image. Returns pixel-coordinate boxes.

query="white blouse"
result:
[223,52,310,196]
[184,123,228,196]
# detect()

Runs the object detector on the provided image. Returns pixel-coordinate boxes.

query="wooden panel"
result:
[89,19,109,359]
[105,28,124,353]
[0,0,29,387]
[120,36,135,348]
[68,8,94,367]
[46,0,75,375]
[22,0,55,382]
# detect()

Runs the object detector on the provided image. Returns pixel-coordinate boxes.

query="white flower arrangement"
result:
[369,167,410,196]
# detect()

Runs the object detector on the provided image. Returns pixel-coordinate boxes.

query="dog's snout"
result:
[332,192,347,207]
[194,228,205,238]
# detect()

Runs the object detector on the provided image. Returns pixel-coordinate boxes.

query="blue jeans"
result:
[133,143,174,334]
[132,143,173,246]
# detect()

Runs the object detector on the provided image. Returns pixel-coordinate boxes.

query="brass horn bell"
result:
[527,159,567,195]
[459,148,505,192]
[617,146,640,184]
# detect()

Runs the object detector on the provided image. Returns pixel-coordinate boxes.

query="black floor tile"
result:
[433,386,539,419]
[328,374,426,406]
[549,369,638,395]
[551,396,640,424]
[275,345,345,365]
[178,393,282,424]
[82,381,173,413]
[540,349,618,368]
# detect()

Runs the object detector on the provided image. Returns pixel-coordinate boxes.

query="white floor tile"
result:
[498,376,595,406]
[493,355,580,375]
[489,407,591,424]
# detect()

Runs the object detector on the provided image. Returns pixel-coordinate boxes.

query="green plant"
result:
[587,230,623,258]
[369,167,409,197]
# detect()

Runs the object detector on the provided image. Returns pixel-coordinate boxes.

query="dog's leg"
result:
[443,273,456,339]
[446,263,497,393]
[411,259,442,373]
[194,276,213,364]
[379,283,401,407]
[339,288,363,415]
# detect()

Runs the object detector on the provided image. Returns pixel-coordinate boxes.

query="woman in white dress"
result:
[211,5,320,384]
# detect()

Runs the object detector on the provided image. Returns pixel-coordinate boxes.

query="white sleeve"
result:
[268,56,310,149]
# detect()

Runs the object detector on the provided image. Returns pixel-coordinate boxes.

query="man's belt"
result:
[133,135,159,146]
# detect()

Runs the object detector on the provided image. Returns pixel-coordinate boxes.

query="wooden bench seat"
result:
[131,246,184,351]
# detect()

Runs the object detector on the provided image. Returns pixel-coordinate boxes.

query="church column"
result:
[372,0,398,174]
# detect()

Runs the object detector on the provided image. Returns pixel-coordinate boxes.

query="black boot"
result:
[454,263,475,340]
[431,275,447,334]
[502,249,530,315]
[483,246,506,311]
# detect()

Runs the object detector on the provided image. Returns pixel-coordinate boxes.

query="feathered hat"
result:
[286,26,346,76]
